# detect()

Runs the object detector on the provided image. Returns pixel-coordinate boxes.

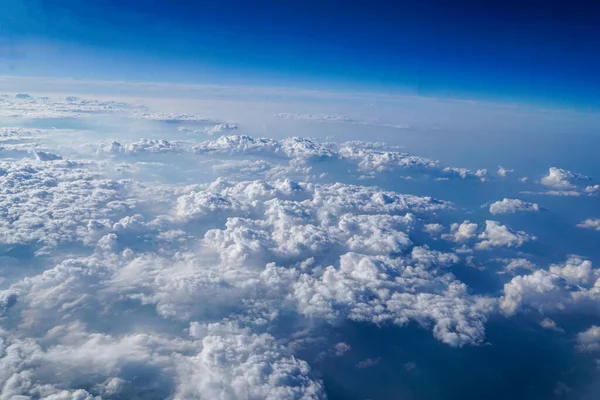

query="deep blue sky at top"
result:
[1,0,600,108]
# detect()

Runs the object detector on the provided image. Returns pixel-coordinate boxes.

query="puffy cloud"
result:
[540,167,591,190]
[178,323,326,399]
[0,159,134,253]
[500,256,599,316]
[97,139,181,155]
[31,150,63,161]
[204,123,238,135]
[333,342,351,356]
[5,91,597,397]
[423,223,444,236]
[194,135,439,172]
[290,251,493,347]
[585,185,600,195]
[488,198,539,215]
[577,326,600,352]
[497,166,513,177]
[475,221,535,250]
[540,318,565,333]
[495,258,536,274]
[337,141,437,172]
[443,167,476,179]
[442,221,478,242]
[577,219,600,231]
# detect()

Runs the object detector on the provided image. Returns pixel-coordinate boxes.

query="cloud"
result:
[500,256,599,316]
[577,326,600,352]
[540,167,591,190]
[497,166,513,177]
[488,198,540,215]
[495,258,536,274]
[423,223,444,236]
[333,342,351,356]
[0,94,144,119]
[356,357,381,369]
[585,185,600,195]
[204,123,238,135]
[132,112,213,123]
[442,221,479,242]
[577,219,600,231]
[475,221,535,250]
[540,318,565,333]
[97,139,181,155]
[2,90,597,397]
[275,113,410,129]
[443,167,487,181]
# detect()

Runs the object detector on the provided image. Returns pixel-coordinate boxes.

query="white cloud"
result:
[495,258,536,274]
[497,166,513,177]
[275,113,409,129]
[132,112,213,122]
[442,221,478,242]
[2,89,597,397]
[577,326,600,352]
[333,342,351,356]
[585,185,600,195]
[577,219,600,231]
[540,318,565,333]
[500,256,599,316]
[204,123,238,135]
[98,139,181,155]
[488,198,539,215]
[476,221,535,250]
[540,167,591,190]
[423,223,444,236]
[442,167,486,180]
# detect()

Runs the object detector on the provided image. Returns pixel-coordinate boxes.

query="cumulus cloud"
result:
[577,219,600,231]
[204,123,238,135]
[423,223,444,236]
[540,167,591,190]
[500,256,599,316]
[98,139,181,155]
[488,198,539,215]
[2,90,596,397]
[333,342,351,356]
[443,167,487,181]
[540,318,565,333]
[497,166,513,177]
[577,326,600,352]
[495,258,536,274]
[442,221,478,242]
[585,185,600,195]
[475,221,535,250]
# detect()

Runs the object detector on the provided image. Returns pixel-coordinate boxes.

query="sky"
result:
[2,0,600,109]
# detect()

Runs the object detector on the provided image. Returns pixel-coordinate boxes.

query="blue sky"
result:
[2,0,600,109]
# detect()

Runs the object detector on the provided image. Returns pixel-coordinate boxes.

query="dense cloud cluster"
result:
[500,256,599,316]
[0,93,597,398]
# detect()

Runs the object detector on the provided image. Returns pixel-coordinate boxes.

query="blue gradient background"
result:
[2,0,600,108]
